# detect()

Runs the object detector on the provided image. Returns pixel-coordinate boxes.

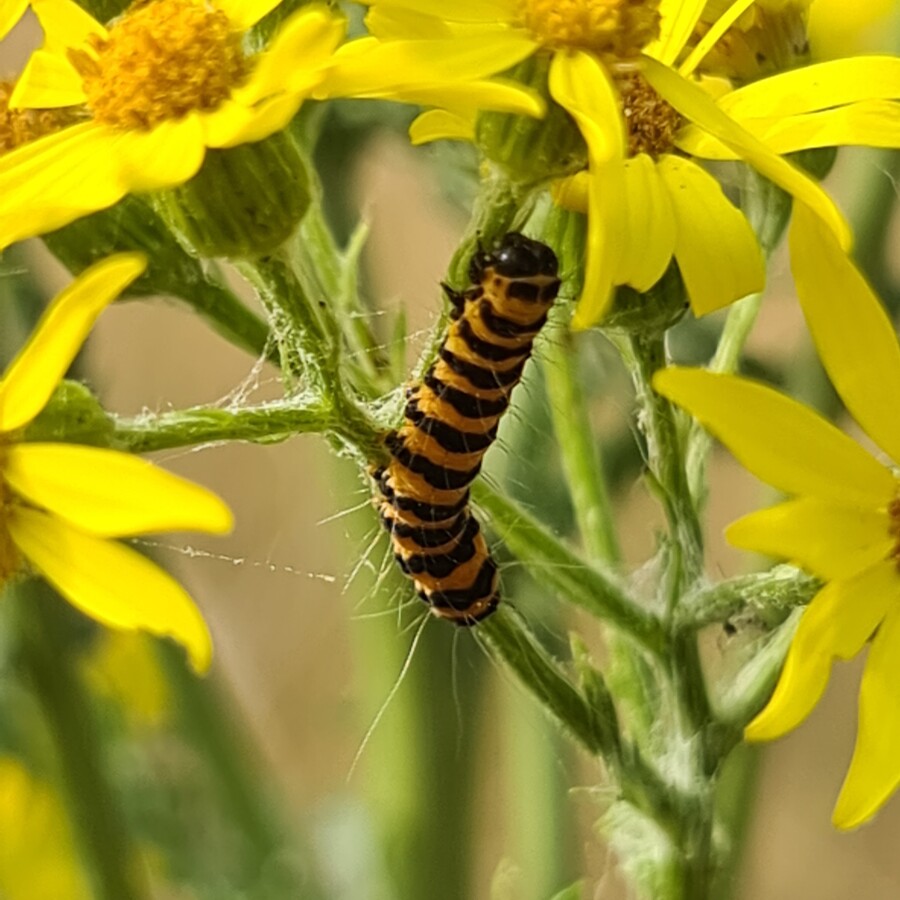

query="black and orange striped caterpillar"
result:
[372,232,560,625]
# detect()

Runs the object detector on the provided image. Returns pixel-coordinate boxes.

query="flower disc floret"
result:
[0,81,80,152]
[618,72,681,157]
[519,0,660,59]
[71,0,249,130]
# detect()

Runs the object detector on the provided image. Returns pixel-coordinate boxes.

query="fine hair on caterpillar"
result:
[371,232,561,626]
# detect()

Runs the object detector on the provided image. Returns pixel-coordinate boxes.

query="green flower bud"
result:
[25,381,114,447]
[155,130,312,259]
[476,53,587,187]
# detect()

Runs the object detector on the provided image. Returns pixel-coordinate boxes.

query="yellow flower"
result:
[0,758,91,900]
[362,0,854,326]
[654,202,900,830]
[0,0,542,249]
[0,254,233,673]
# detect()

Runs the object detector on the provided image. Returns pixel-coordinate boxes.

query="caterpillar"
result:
[372,232,560,625]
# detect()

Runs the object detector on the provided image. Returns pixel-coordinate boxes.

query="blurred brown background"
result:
[8,4,900,897]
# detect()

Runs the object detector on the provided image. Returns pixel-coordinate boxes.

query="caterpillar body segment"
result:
[374,233,560,625]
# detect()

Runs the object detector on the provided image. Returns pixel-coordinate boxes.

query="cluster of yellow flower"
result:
[2,0,900,833]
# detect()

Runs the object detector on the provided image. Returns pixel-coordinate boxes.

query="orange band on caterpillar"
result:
[372,233,560,625]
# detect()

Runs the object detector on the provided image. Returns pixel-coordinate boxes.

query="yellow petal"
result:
[833,603,900,829]
[657,154,764,315]
[319,33,538,98]
[614,154,676,292]
[365,5,453,38]
[644,55,852,251]
[718,56,900,120]
[5,444,233,537]
[409,109,475,144]
[790,202,900,463]
[551,171,589,213]
[113,118,206,192]
[0,254,145,431]
[202,94,306,148]
[10,507,213,673]
[548,51,625,161]
[549,52,624,328]
[0,759,91,900]
[647,0,705,65]
[235,6,343,104]
[726,497,892,581]
[678,0,756,76]
[0,0,27,40]
[382,79,543,119]
[30,0,106,51]
[0,124,131,249]
[679,101,900,159]
[570,162,623,328]
[9,50,85,109]
[215,0,283,30]
[746,560,899,740]
[653,367,896,505]
[364,0,517,23]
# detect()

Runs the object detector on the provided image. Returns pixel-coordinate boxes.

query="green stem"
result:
[478,607,615,759]
[686,293,763,505]
[620,332,704,595]
[678,566,818,630]
[237,253,334,392]
[471,481,664,654]
[108,402,333,453]
[542,327,621,564]
[13,581,150,900]
[295,204,388,397]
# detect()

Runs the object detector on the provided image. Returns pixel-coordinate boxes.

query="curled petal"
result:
[645,55,852,251]
[409,109,475,144]
[10,507,213,673]
[647,0,705,65]
[653,367,896,506]
[727,497,892,581]
[0,254,145,432]
[549,52,624,327]
[746,560,899,740]
[657,155,764,315]
[112,118,206,192]
[6,444,233,537]
[834,604,900,829]
[235,6,343,104]
[202,94,305,148]
[614,155,676,292]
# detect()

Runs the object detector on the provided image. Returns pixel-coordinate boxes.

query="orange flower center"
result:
[70,0,249,131]
[618,73,681,157]
[0,81,82,153]
[518,0,660,59]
